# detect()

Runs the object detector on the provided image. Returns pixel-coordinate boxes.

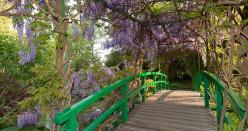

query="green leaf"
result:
[0,126,19,131]
[30,21,50,29]
[241,18,248,25]
[150,2,174,14]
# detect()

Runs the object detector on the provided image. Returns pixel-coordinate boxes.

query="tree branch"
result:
[0,11,50,21]
[0,0,20,14]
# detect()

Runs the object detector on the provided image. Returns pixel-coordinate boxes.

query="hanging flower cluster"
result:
[11,0,37,65]
[18,44,36,65]
[84,0,198,61]
[71,67,115,99]
[17,106,41,128]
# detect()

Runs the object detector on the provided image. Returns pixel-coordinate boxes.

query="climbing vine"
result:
[0,0,247,130]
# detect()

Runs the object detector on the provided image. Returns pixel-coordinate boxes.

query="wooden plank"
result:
[117,90,217,131]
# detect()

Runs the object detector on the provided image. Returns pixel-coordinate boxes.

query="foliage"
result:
[104,50,122,67]
[203,2,248,130]
[145,79,156,97]
[0,0,247,130]
[0,0,15,35]
[18,64,63,112]
[0,34,33,81]
[71,38,101,71]
[0,34,33,128]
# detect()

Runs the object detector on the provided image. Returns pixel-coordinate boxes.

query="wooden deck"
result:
[117,90,217,131]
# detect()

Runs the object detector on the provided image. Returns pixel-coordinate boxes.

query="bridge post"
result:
[194,72,202,91]
[216,86,223,124]
[204,78,210,108]
[140,77,146,102]
[121,84,128,123]
[160,75,163,90]
[153,75,157,94]
[164,75,167,89]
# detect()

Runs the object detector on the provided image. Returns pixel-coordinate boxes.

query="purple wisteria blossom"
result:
[25,22,35,43]
[18,44,36,65]
[83,24,95,40]
[38,0,46,8]
[72,72,81,88]
[95,84,100,93]
[72,23,80,40]
[16,21,24,40]
[83,1,105,21]
[51,109,60,119]
[13,1,24,39]
[80,13,84,25]
[86,70,95,84]
[102,67,115,78]
[17,106,41,128]
[80,108,102,123]
[71,71,85,97]
[90,108,102,120]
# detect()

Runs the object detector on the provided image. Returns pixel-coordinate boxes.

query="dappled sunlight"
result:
[124,90,217,131]
[0,0,246,130]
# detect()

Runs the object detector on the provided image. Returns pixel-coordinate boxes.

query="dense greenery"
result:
[0,0,247,131]
[104,50,122,67]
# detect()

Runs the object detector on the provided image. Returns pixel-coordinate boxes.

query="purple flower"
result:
[103,19,138,53]
[29,44,36,60]
[17,106,41,128]
[88,108,102,120]
[16,21,24,40]
[72,23,80,40]
[24,0,32,13]
[18,50,29,65]
[83,25,94,40]
[14,1,23,12]
[38,0,46,8]
[86,71,95,84]
[95,84,100,93]
[51,109,60,119]
[100,77,109,82]
[83,1,104,21]
[72,72,81,88]
[25,22,35,43]
[80,13,84,25]
[18,44,36,65]
[102,67,115,77]
[71,71,87,98]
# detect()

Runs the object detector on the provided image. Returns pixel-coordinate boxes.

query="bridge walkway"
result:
[117,90,217,131]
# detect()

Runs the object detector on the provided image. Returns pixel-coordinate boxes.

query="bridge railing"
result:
[194,71,246,124]
[54,72,168,131]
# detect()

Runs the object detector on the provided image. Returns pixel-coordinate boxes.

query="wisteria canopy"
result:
[1,0,204,65]
[1,0,248,130]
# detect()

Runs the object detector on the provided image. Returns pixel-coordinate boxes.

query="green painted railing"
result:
[54,72,168,131]
[194,71,246,124]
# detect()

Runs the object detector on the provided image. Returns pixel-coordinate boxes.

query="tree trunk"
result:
[219,8,235,131]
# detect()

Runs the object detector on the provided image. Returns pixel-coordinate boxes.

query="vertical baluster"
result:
[164,75,167,90]
[216,86,223,124]
[194,72,202,91]
[162,75,165,90]
[140,76,146,102]
[204,78,210,108]
[62,116,78,131]
[121,84,128,123]
[155,74,159,91]
[160,75,163,90]
[156,74,159,91]
[153,74,157,94]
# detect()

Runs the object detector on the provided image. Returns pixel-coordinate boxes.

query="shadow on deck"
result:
[117,90,217,131]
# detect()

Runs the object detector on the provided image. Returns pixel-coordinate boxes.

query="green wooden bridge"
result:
[54,72,246,131]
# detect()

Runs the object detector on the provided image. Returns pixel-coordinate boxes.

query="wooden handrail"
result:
[54,72,168,131]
